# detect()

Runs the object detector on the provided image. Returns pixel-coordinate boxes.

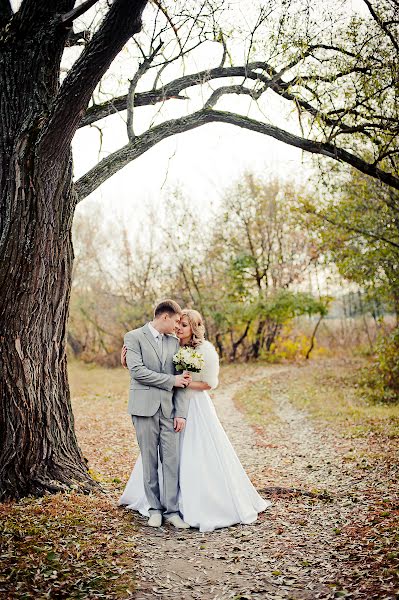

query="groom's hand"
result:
[174,417,186,432]
[175,374,192,388]
[121,345,127,368]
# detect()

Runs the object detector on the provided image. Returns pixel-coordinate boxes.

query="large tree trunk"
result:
[0,9,95,499]
[0,0,147,500]
[0,160,95,500]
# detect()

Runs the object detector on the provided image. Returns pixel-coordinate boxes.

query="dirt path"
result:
[123,368,382,600]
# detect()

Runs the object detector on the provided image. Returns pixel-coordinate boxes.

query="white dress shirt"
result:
[148,321,163,342]
[148,322,164,361]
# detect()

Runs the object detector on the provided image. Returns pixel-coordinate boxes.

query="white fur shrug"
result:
[191,340,220,390]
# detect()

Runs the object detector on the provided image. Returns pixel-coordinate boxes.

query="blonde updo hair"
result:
[181,309,205,348]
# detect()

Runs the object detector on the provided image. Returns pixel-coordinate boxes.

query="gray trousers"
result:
[132,408,180,518]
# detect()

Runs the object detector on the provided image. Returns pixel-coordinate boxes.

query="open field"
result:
[1,358,398,599]
[234,358,399,442]
[233,358,399,599]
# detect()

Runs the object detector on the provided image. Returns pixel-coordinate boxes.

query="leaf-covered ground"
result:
[0,365,137,600]
[252,360,399,599]
[0,359,398,599]
[0,493,138,599]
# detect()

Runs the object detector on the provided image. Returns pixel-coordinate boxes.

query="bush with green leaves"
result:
[363,328,399,403]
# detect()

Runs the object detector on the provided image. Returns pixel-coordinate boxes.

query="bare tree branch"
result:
[217,29,229,68]
[362,0,399,52]
[39,0,148,159]
[75,108,399,201]
[80,59,396,159]
[151,0,183,54]
[68,4,398,200]
[80,90,183,127]
[79,63,272,127]
[127,40,163,141]
[203,84,265,108]
[61,0,100,27]
[308,44,358,58]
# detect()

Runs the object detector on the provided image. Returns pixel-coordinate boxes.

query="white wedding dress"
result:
[119,340,271,532]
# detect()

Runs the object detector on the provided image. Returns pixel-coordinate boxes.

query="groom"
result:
[123,299,191,528]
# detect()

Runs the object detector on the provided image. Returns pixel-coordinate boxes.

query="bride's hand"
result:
[183,371,192,384]
[174,417,186,432]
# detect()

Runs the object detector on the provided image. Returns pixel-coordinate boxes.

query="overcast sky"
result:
[70,0,341,231]
[66,0,368,235]
[72,109,312,230]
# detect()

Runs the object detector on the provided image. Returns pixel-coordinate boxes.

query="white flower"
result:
[173,346,205,373]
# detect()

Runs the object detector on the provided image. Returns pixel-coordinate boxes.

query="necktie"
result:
[158,333,164,362]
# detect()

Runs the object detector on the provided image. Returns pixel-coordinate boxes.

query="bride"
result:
[119,308,271,532]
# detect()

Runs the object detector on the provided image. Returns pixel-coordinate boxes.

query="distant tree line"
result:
[69,174,330,364]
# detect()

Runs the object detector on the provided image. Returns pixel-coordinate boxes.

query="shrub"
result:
[363,328,399,403]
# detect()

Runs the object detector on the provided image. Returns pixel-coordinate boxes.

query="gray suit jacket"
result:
[124,324,188,418]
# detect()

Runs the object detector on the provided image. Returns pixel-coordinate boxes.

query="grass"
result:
[0,493,138,599]
[276,358,399,441]
[69,359,130,400]
[233,376,280,429]
[232,357,399,463]
[2,358,398,598]
[231,357,399,598]
[69,360,135,487]
[0,361,139,600]
[226,356,399,448]
[218,361,263,387]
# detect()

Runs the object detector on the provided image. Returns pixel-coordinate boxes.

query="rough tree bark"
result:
[0,0,147,500]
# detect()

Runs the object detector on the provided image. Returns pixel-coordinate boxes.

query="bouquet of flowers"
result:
[173,346,204,373]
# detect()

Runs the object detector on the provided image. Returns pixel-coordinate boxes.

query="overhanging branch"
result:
[79,63,272,128]
[127,40,163,141]
[61,0,100,27]
[75,108,399,201]
[39,0,148,159]
[80,89,187,127]
[362,0,399,52]
[79,59,395,156]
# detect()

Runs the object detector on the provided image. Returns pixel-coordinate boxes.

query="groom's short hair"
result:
[154,299,182,318]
